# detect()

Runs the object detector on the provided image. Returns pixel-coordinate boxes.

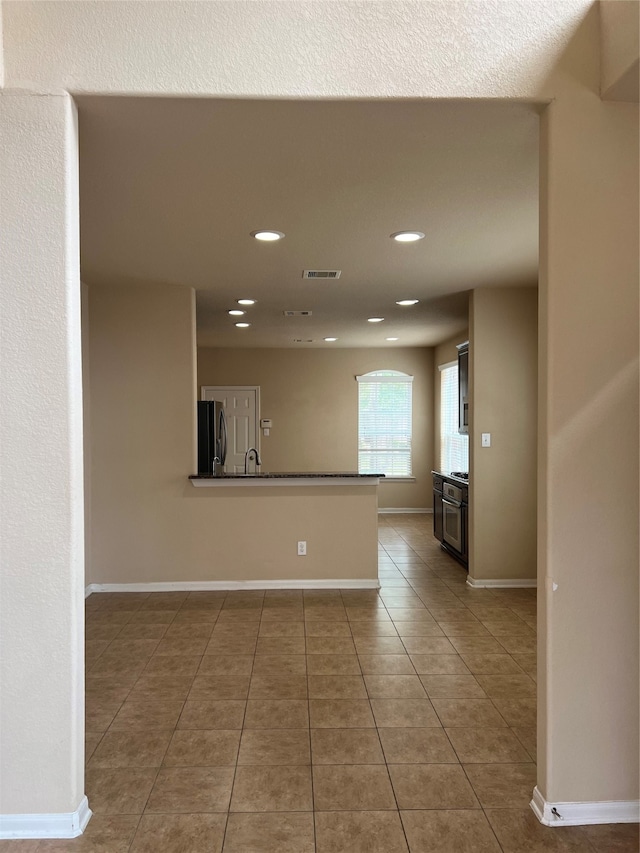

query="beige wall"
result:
[81,281,92,586]
[88,282,195,583]
[469,288,538,582]
[184,485,379,583]
[0,2,3,88]
[600,0,639,101]
[87,283,378,584]
[198,347,434,510]
[538,87,639,803]
[433,329,469,472]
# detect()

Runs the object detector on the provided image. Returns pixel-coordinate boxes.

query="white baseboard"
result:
[0,796,91,839]
[378,508,431,514]
[531,786,640,826]
[466,576,537,589]
[86,579,380,596]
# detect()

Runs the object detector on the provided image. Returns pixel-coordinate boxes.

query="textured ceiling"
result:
[78,97,539,347]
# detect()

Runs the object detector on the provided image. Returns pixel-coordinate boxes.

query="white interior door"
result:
[201,386,259,473]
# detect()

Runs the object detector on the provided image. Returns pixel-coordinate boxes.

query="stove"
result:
[451,471,469,481]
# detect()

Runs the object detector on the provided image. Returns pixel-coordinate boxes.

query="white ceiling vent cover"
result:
[283,310,313,317]
[302,270,342,279]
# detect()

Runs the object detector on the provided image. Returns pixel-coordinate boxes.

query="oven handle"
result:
[442,497,462,509]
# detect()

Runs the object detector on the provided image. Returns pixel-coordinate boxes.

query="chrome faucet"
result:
[244,447,262,474]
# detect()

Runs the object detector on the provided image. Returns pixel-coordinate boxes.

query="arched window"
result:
[356,370,413,477]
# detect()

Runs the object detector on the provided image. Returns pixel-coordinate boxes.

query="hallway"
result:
[1,515,637,851]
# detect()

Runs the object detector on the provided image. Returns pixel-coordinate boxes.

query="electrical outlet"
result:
[481,433,491,447]
[297,540,307,556]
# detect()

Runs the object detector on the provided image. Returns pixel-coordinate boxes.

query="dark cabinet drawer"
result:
[433,489,443,541]
[457,342,469,435]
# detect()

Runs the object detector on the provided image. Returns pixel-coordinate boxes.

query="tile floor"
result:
[1,515,638,852]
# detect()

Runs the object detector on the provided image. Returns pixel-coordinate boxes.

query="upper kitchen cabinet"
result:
[457,341,469,434]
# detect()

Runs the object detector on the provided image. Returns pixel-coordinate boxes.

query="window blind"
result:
[440,362,469,473]
[357,371,413,477]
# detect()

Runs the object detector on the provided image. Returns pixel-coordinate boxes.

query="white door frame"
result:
[200,384,261,452]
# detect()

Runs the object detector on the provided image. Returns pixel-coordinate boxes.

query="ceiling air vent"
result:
[302,270,341,279]
[283,310,313,317]
[293,339,314,343]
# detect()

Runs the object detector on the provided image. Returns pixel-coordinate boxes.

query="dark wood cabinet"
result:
[432,471,468,569]
[433,475,443,541]
[457,341,469,435]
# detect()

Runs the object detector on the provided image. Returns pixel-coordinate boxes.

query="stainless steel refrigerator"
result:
[197,400,228,475]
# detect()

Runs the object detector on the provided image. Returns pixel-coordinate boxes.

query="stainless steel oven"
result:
[442,482,464,553]
[432,472,468,567]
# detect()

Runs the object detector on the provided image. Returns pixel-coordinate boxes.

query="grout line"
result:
[220,634,254,849]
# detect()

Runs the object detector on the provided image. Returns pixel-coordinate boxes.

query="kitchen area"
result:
[79,97,539,591]
[432,341,469,569]
[189,280,538,592]
[430,288,538,588]
[432,471,469,568]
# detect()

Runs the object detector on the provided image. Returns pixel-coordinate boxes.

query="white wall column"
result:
[0,92,87,837]
[537,89,639,820]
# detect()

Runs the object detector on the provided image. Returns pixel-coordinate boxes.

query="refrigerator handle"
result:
[220,408,228,466]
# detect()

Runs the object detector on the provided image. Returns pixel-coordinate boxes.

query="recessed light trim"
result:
[235,322,251,328]
[390,231,425,242]
[237,299,256,306]
[251,230,285,241]
[228,309,245,316]
[367,317,384,323]
[386,337,399,341]
[396,299,419,306]
[324,337,338,342]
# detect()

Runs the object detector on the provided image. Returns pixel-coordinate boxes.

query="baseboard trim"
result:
[86,579,380,596]
[0,796,91,839]
[466,576,537,589]
[531,786,640,826]
[378,508,431,514]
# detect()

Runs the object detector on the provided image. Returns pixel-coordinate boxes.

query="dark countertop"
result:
[190,472,385,480]
[431,470,469,486]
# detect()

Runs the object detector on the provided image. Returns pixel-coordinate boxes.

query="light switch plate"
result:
[481,433,491,447]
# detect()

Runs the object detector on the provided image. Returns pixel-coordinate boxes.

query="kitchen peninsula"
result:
[186,472,383,588]
[190,472,382,486]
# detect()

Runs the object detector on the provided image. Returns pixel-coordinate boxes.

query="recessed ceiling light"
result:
[237,299,256,306]
[390,231,425,242]
[386,337,399,341]
[396,299,419,306]
[251,230,285,241]
[235,322,251,328]
[228,309,245,316]
[324,337,338,342]
[368,317,384,323]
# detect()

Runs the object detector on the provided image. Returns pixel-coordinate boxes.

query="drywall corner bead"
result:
[0,87,71,99]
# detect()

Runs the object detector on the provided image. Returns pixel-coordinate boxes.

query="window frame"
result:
[438,360,469,474]
[356,370,414,480]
